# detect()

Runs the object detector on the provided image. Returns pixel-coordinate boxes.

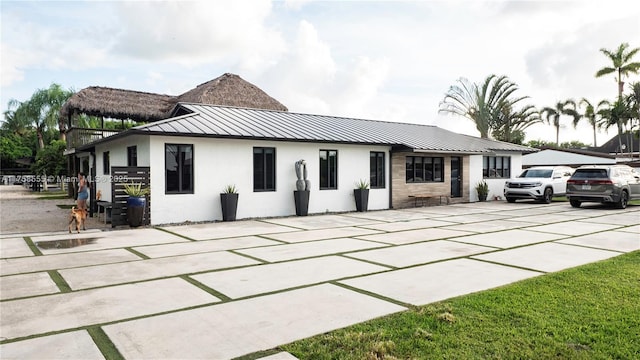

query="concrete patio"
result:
[1,201,638,359]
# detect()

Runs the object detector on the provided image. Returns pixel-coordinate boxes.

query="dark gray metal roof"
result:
[112,103,537,154]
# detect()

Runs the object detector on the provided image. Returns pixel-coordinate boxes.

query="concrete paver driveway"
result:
[1,201,638,359]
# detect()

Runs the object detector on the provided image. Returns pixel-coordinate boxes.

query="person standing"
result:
[77,172,89,211]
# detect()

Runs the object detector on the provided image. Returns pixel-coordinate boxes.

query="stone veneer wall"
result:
[391,151,470,208]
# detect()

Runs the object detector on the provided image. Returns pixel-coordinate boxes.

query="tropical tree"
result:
[9,84,72,150]
[2,99,30,135]
[46,84,75,141]
[596,42,640,152]
[578,98,608,147]
[598,98,634,153]
[439,74,527,138]
[491,104,541,144]
[623,82,640,158]
[541,100,580,146]
[32,139,67,179]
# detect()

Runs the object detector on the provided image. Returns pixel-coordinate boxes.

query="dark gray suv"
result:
[566,165,640,209]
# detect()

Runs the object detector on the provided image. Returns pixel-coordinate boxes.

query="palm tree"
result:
[578,98,608,147]
[598,99,634,153]
[541,100,580,146]
[439,74,526,138]
[9,84,73,149]
[596,42,640,152]
[624,82,640,157]
[2,99,30,135]
[491,104,541,144]
[45,84,74,141]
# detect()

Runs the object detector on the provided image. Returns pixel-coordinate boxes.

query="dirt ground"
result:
[0,185,107,235]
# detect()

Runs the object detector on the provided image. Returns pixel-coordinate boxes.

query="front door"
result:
[451,157,462,198]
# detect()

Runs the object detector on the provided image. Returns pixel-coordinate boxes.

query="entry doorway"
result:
[451,157,462,198]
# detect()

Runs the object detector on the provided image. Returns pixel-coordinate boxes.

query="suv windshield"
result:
[520,169,552,178]
[572,169,608,179]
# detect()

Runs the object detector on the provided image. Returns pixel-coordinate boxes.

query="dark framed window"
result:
[406,156,444,183]
[253,147,276,191]
[319,150,338,190]
[165,144,193,193]
[103,151,110,175]
[370,152,385,188]
[127,146,137,167]
[483,156,511,178]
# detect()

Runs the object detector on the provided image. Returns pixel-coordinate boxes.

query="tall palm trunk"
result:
[616,69,624,154]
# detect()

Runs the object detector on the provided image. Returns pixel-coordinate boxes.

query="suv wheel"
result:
[615,190,628,209]
[506,197,516,203]
[570,199,581,208]
[542,188,553,204]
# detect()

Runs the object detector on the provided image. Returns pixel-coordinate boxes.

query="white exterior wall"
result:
[469,152,523,201]
[94,135,150,202]
[148,136,391,224]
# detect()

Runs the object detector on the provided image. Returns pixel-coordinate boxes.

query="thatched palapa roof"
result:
[60,87,176,122]
[178,73,288,112]
[60,73,288,122]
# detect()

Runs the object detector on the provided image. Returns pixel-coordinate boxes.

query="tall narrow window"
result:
[165,144,193,193]
[370,152,385,188]
[127,146,137,166]
[319,150,338,190]
[254,147,276,191]
[483,156,511,178]
[103,151,110,175]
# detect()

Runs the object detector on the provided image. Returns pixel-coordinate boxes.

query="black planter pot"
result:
[354,189,369,212]
[478,194,488,202]
[294,190,310,216]
[127,196,146,227]
[220,193,239,221]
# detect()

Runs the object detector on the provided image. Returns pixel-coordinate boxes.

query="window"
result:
[406,156,444,183]
[370,152,385,188]
[165,144,193,193]
[253,147,276,191]
[319,150,338,190]
[127,146,137,166]
[103,151,110,175]
[483,156,511,178]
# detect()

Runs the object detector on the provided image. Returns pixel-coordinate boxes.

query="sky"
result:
[1,0,639,147]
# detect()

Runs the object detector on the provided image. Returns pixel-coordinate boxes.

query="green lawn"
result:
[282,251,640,359]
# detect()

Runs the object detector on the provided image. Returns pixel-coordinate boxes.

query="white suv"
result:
[504,166,574,204]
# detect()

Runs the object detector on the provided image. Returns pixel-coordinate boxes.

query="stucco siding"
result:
[94,135,150,202]
[148,136,391,224]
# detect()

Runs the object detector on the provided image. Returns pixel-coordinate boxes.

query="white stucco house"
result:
[75,103,535,225]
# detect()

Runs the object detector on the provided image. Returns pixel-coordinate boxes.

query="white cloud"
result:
[284,0,314,11]
[112,0,286,71]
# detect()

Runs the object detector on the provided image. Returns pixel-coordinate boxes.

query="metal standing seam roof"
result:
[124,103,536,154]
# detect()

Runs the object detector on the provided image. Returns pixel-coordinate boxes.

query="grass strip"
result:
[23,236,43,256]
[283,251,640,359]
[87,326,125,360]
[47,270,72,293]
[125,247,150,260]
[180,275,232,302]
[153,227,198,242]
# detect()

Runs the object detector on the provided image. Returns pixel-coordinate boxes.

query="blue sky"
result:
[2,0,639,146]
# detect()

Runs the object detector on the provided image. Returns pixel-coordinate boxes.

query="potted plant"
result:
[294,159,310,216]
[475,180,489,202]
[354,179,370,212]
[123,182,149,227]
[220,184,239,221]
